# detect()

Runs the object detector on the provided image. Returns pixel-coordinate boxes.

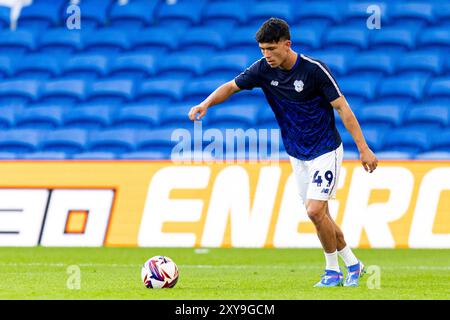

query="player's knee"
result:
[306,201,326,224]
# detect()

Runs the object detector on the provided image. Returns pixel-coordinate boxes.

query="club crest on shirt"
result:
[294,80,304,92]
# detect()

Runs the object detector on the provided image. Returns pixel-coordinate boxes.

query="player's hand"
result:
[360,148,378,173]
[188,104,208,121]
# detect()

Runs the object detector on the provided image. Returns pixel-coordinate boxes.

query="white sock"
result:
[324,251,340,272]
[338,246,359,267]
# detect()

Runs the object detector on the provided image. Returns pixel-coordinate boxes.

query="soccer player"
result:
[188,18,378,287]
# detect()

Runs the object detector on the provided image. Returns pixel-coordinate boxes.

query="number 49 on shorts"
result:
[312,170,334,187]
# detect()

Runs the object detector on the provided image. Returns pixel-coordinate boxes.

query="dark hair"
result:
[255,18,291,43]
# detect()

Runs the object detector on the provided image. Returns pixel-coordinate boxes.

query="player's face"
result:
[259,40,291,68]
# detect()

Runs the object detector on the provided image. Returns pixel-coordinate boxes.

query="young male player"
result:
[188,18,378,287]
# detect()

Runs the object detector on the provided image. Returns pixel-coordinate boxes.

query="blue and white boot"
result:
[344,261,366,287]
[314,270,344,287]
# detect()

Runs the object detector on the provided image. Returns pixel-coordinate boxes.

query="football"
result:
[141,256,179,289]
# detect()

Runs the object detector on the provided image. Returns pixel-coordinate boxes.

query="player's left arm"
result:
[331,96,378,173]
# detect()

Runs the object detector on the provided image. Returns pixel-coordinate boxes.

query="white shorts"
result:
[289,143,343,202]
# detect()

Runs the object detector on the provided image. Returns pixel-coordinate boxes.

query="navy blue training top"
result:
[234,53,343,161]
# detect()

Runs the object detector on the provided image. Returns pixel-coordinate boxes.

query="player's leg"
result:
[290,153,343,287]
[305,199,343,287]
[324,202,346,251]
[305,144,346,286]
[324,146,366,287]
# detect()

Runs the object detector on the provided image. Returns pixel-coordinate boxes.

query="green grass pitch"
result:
[0,247,448,300]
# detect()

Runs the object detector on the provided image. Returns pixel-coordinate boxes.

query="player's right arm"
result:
[188,80,241,121]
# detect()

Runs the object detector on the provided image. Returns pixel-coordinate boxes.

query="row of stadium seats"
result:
[0,128,450,159]
[0,76,449,106]
[1,0,449,31]
[0,127,449,158]
[0,102,448,132]
[0,51,449,79]
[0,26,449,56]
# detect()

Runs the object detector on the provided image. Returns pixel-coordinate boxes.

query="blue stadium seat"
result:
[0,152,18,160]
[134,129,178,153]
[82,29,129,54]
[346,53,393,77]
[357,103,404,130]
[0,56,15,78]
[375,151,415,160]
[157,53,203,79]
[395,52,443,77]
[389,3,434,29]
[415,151,450,160]
[341,127,384,153]
[302,52,348,77]
[343,2,388,27]
[13,54,60,80]
[292,2,342,28]
[156,1,205,28]
[323,28,368,53]
[183,77,228,103]
[429,130,450,152]
[290,26,327,52]
[40,79,86,105]
[21,152,68,160]
[38,29,82,55]
[18,2,61,30]
[15,106,64,129]
[343,150,359,160]
[0,80,41,104]
[63,105,113,129]
[444,56,450,76]
[87,79,135,105]
[129,28,180,55]
[108,54,155,81]
[109,0,157,29]
[136,79,185,104]
[425,77,450,102]
[203,1,247,29]
[0,106,17,129]
[417,28,450,53]
[0,30,35,55]
[159,105,191,127]
[87,129,136,154]
[338,76,377,102]
[380,128,431,154]
[71,152,117,160]
[208,103,259,127]
[370,27,417,54]
[434,3,450,27]
[39,128,88,154]
[0,129,42,153]
[177,28,225,55]
[226,26,264,57]
[77,0,110,30]
[202,53,250,78]
[120,151,169,160]
[403,104,449,128]
[112,104,160,129]
[60,54,109,80]
[0,6,9,29]
[246,2,293,27]
[377,76,427,103]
